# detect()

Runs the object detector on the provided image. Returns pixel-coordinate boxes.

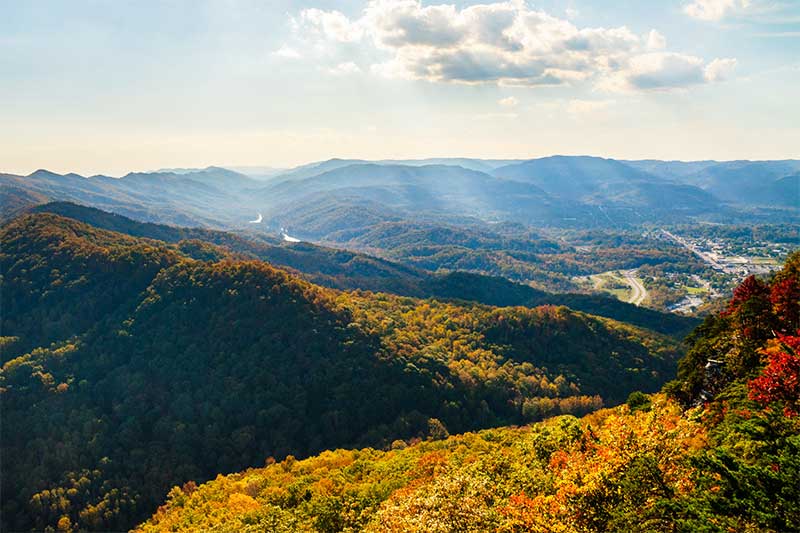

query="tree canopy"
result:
[140,251,800,533]
[1,213,684,532]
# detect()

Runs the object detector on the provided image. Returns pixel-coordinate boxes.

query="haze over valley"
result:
[3,155,796,315]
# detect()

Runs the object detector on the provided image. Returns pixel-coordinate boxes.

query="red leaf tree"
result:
[749,333,800,417]
[770,277,800,334]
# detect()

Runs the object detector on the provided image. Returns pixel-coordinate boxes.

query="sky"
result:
[1,0,799,176]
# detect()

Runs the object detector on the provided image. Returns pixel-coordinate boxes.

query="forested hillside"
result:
[27,202,700,337]
[0,214,183,361]
[1,213,684,532]
[139,252,800,533]
[3,1,798,531]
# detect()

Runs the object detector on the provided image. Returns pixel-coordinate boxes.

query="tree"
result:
[770,277,800,334]
[726,275,773,343]
[626,391,651,412]
[749,333,800,417]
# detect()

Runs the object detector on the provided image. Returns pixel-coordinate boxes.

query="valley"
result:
[4,156,796,318]
[1,157,797,532]
[4,2,799,530]
[661,229,784,276]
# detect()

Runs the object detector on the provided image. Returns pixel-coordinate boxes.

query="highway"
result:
[623,269,647,306]
[661,230,726,270]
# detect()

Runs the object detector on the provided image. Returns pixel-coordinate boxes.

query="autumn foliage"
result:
[3,212,798,533]
[749,333,800,417]
[771,277,800,333]
[138,397,707,533]
[138,251,800,533]
[0,213,682,532]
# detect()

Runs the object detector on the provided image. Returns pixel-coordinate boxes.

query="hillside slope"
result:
[0,213,183,360]
[139,253,800,533]
[1,213,684,532]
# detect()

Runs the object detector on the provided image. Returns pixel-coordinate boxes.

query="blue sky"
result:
[1,0,798,175]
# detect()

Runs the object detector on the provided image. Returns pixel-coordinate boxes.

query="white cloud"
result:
[704,57,737,81]
[298,8,364,42]
[326,61,362,75]
[683,0,751,21]
[498,96,519,107]
[647,29,666,50]
[598,52,728,92]
[272,44,301,59]
[291,0,735,92]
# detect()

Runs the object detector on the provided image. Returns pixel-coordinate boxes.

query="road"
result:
[661,230,726,271]
[623,269,647,306]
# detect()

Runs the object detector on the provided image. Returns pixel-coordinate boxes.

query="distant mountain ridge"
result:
[2,157,796,246]
[258,163,568,219]
[1,166,258,227]
[492,155,719,209]
[269,157,523,182]
[624,158,800,206]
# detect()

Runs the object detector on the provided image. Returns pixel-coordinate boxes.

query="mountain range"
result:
[4,155,794,299]
[2,209,685,532]
[1,154,797,532]
[3,157,797,234]
[3,205,796,531]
